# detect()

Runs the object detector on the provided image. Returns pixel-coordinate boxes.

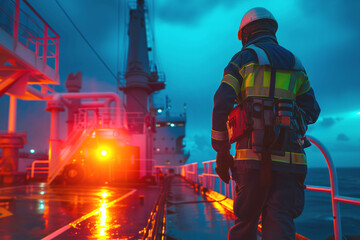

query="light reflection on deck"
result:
[0,177,240,239]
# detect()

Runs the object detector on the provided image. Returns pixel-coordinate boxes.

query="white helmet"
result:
[238,7,278,40]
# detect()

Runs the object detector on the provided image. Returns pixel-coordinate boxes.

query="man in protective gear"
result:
[211,7,320,240]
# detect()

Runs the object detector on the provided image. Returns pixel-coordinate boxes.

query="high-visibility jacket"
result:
[211,33,320,174]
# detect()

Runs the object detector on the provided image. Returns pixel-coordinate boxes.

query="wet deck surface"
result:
[0,183,160,239]
[166,176,234,240]
[0,177,236,239]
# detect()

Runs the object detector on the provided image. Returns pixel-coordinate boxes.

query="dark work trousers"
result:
[229,166,305,240]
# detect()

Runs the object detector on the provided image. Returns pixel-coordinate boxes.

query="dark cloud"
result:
[294,1,360,108]
[192,134,211,151]
[318,117,342,127]
[298,0,360,31]
[156,0,240,24]
[337,133,350,141]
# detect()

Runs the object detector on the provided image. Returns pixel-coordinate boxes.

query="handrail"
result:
[306,135,360,240]
[0,0,60,73]
[181,135,360,240]
[23,0,60,38]
[143,177,169,240]
[30,160,49,178]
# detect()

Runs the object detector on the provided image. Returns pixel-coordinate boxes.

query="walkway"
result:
[166,176,234,240]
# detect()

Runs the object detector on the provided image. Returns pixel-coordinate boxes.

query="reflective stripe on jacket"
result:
[235,149,306,165]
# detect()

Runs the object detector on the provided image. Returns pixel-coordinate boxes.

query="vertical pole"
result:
[43,25,48,70]
[48,109,60,181]
[8,96,17,133]
[14,0,20,40]
[203,162,207,188]
[209,162,213,190]
[219,177,222,194]
[36,41,39,58]
[191,164,194,182]
[225,181,229,197]
[55,36,59,73]
[307,136,342,240]
[195,163,198,184]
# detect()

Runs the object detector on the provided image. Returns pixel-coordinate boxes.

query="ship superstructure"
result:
[119,0,188,172]
[153,96,189,167]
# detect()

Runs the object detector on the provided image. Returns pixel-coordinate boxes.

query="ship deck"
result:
[0,176,236,239]
[0,183,159,239]
[166,176,234,240]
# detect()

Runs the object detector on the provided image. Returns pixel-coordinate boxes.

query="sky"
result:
[1,0,360,168]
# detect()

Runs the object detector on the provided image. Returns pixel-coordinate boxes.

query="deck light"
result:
[30,149,35,154]
[97,147,111,159]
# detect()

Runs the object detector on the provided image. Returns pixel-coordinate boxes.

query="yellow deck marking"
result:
[0,207,13,218]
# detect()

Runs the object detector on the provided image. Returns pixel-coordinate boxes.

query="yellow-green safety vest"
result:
[221,44,309,165]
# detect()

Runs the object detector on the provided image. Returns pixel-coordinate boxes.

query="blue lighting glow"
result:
[30,149,35,154]
[39,200,45,210]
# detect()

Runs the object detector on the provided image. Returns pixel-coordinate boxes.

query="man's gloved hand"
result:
[215,151,234,184]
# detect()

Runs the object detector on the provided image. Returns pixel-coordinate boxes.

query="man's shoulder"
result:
[256,43,300,70]
[229,48,258,69]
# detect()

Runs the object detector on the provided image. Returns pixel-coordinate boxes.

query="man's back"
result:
[211,7,320,240]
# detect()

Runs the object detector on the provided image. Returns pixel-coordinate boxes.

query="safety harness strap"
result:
[246,45,271,65]
[269,68,276,98]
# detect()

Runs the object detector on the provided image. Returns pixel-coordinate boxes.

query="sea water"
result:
[296,167,360,239]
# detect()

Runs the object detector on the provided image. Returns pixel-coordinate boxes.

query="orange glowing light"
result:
[97,147,111,159]
[100,150,107,156]
[101,192,108,198]
[98,200,108,238]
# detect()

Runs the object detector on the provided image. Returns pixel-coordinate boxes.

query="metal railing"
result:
[305,136,360,240]
[143,176,169,240]
[74,107,128,131]
[181,162,198,184]
[0,0,60,72]
[201,160,236,199]
[30,160,49,178]
[181,135,360,240]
